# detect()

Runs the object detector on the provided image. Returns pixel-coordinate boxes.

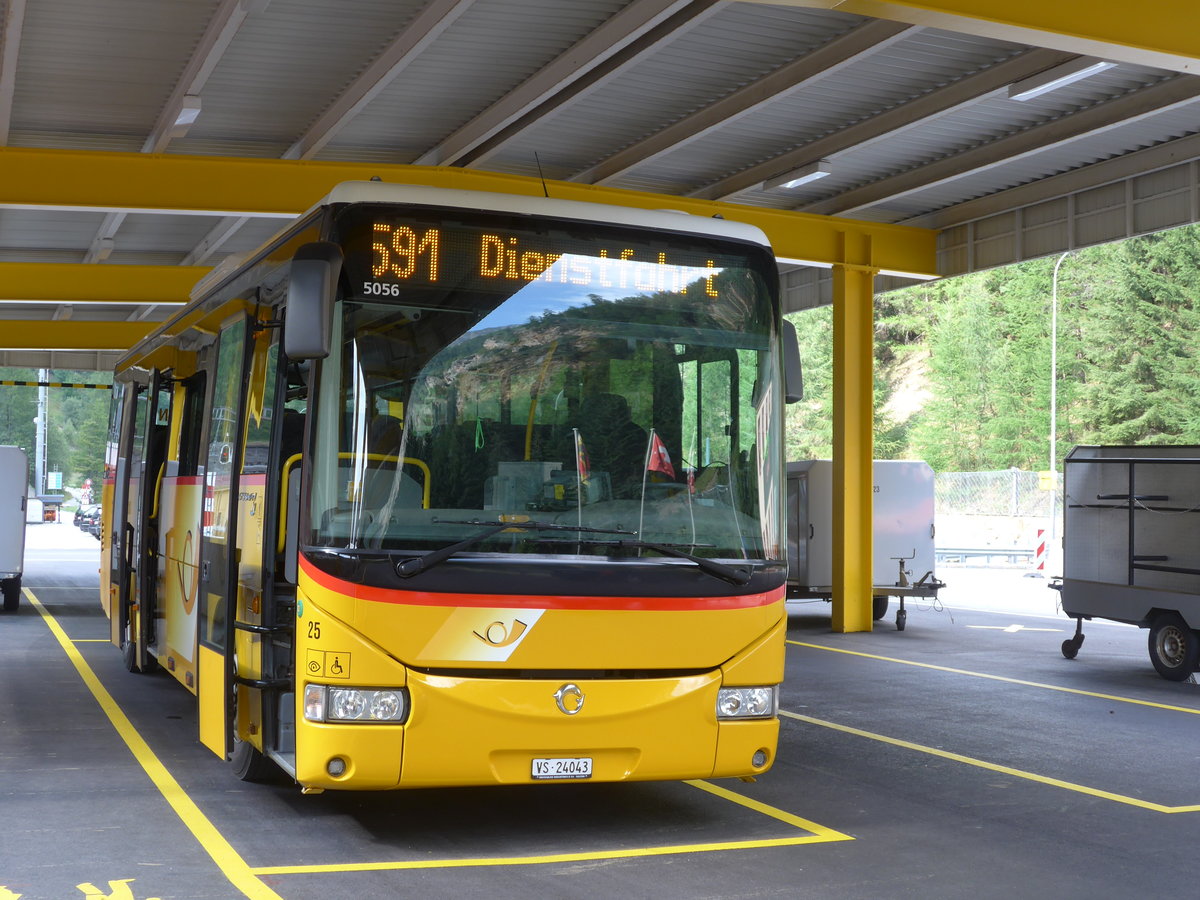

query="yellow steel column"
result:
[831,233,877,633]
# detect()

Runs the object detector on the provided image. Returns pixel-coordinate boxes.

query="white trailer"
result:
[786,459,942,630]
[0,446,28,612]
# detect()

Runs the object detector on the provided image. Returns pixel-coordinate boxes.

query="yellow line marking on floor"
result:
[788,639,1200,715]
[251,780,852,875]
[26,590,282,900]
[784,711,1200,814]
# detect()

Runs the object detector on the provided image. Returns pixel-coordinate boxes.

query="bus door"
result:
[108,376,147,654]
[230,322,294,772]
[198,316,251,757]
[130,370,173,671]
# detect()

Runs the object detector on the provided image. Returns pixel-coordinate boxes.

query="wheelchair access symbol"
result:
[306,649,351,679]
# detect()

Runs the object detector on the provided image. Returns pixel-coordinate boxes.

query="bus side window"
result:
[176,373,207,477]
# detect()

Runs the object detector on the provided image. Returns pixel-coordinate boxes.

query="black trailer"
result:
[1054,445,1200,680]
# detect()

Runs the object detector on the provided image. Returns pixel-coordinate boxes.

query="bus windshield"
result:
[307,206,782,563]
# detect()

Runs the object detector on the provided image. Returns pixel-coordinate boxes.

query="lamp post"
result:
[1049,250,1072,543]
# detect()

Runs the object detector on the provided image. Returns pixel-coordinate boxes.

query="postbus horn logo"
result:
[553,683,585,716]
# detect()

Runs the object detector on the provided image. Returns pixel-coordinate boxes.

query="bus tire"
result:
[1148,613,1200,681]
[2,576,19,612]
[232,738,276,782]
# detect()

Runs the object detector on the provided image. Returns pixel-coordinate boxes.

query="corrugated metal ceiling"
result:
[1,0,1198,367]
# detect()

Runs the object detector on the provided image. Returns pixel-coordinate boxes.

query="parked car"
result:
[76,504,102,538]
[75,504,101,530]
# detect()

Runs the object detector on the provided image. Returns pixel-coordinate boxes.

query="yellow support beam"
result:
[768,1,1200,74]
[0,147,937,277]
[830,236,877,633]
[0,320,157,351]
[0,262,207,304]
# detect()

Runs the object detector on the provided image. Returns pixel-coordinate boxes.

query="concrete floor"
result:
[3,521,1196,899]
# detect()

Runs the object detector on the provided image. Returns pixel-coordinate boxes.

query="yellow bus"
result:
[101,182,801,792]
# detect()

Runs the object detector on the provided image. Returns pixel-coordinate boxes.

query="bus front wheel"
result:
[231,738,276,782]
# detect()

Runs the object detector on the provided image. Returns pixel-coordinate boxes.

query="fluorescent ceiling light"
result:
[878,268,939,281]
[775,257,833,269]
[170,95,202,138]
[1008,59,1117,101]
[764,159,832,190]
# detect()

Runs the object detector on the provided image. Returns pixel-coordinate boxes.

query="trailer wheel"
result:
[2,576,20,612]
[1148,613,1200,681]
[896,608,907,631]
[872,595,889,621]
[1061,636,1083,659]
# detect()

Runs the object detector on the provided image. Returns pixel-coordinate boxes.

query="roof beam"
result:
[413,0,697,167]
[181,216,251,266]
[0,0,27,144]
[904,130,1200,231]
[575,18,914,186]
[460,0,725,168]
[0,148,937,274]
[692,46,1073,202]
[0,320,156,351]
[799,74,1200,217]
[146,0,257,154]
[83,0,259,264]
[0,349,120,371]
[754,0,1200,74]
[0,263,206,303]
[284,0,478,160]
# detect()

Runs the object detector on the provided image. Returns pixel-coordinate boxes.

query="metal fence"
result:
[934,469,1063,567]
[934,469,1059,518]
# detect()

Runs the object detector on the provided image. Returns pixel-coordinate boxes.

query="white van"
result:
[0,446,28,612]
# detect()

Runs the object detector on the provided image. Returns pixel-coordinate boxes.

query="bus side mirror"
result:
[782,318,803,403]
[284,241,343,360]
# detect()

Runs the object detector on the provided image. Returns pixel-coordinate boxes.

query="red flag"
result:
[574,428,591,483]
[647,431,675,479]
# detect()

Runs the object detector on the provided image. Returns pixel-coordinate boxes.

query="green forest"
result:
[0,370,111,494]
[787,222,1200,473]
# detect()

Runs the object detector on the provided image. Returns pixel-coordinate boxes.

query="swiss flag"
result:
[647,431,675,480]
[574,428,591,483]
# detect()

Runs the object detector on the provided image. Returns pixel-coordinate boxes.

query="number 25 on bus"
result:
[100,181,804,792]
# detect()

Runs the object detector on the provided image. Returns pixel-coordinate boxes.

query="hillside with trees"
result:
[787,223,1200,472]
[0,370,111,492]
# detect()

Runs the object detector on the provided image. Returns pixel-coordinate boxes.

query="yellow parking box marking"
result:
[684,779,853,841]
[27,590,282,900]
[788,640,1200,716]
[250,781,852,876]
[784,710,1200,814]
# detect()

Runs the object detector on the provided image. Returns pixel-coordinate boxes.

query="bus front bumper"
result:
[295,670,778,790]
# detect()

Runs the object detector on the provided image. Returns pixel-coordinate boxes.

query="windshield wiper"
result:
[613,540,752,586]
[395,521,635,578]
[531,537,752,587]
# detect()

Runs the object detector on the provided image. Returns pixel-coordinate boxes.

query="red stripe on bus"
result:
[298,555,781,612]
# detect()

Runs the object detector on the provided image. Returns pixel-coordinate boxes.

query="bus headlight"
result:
[304,684,409,723]
[716,686,778,719]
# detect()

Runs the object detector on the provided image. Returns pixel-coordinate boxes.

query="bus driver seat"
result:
[578,393,648,499]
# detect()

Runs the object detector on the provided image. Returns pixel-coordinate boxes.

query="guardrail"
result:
[936,547,1035,565]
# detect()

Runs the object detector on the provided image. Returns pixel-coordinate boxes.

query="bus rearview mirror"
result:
[284,241,343,360]
[782,318,803,403]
